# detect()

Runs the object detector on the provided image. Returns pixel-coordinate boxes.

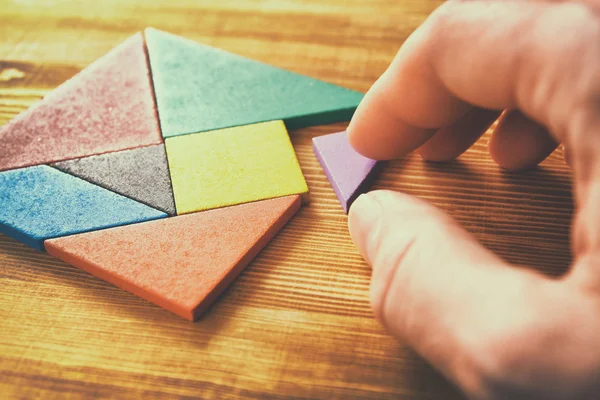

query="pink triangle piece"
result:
[0,33,162,172]
[312,131,381,213]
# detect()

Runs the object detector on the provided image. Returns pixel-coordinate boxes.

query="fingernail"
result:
[348,193,382,265]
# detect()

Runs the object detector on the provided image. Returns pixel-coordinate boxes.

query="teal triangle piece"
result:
[144,28,364,138]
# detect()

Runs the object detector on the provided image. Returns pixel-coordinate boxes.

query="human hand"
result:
[346,1,600,399]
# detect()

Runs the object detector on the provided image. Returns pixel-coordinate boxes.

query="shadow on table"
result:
[374,156,573,277]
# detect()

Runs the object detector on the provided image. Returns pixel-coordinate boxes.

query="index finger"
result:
[347,0,597,160]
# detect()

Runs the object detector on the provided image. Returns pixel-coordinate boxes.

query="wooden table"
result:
[0,1,573,398]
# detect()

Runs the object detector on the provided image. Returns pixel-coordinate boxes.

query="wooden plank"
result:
[0,0,573,399]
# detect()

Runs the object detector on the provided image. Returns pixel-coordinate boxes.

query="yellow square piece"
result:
[165,120,309,214]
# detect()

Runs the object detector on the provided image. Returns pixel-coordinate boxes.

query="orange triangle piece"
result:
[45,195,301,320]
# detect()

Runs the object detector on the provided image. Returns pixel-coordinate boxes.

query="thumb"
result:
[347,191,588,399]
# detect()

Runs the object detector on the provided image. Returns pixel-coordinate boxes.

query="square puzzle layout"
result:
[0,28,380,320]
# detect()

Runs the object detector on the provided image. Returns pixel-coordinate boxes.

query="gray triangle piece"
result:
[52,144,176,215]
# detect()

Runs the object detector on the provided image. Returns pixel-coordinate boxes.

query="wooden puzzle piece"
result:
[144,27,364,138]
[0,165,166,250]
[0,33,161,172]
[312,131,381,213]
[52,144,176,215]
[45,195,302,321]
[165,120,308,214]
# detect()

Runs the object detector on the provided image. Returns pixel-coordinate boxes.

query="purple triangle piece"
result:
[312,131,381,213]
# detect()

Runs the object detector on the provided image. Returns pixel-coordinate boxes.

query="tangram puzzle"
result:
[0,28,380,321]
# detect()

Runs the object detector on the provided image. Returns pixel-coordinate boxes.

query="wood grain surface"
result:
[0,1,573,399]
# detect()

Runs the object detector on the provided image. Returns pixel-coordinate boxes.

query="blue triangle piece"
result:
[0,165,166,251]
[145,28,364,138]
[312,131,381,213]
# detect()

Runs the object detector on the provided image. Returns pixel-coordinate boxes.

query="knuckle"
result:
[422,1,462,50]
[368,207,455,333]
[426,1,455,28]
[523,3,600,141]
[368,224,418,324]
